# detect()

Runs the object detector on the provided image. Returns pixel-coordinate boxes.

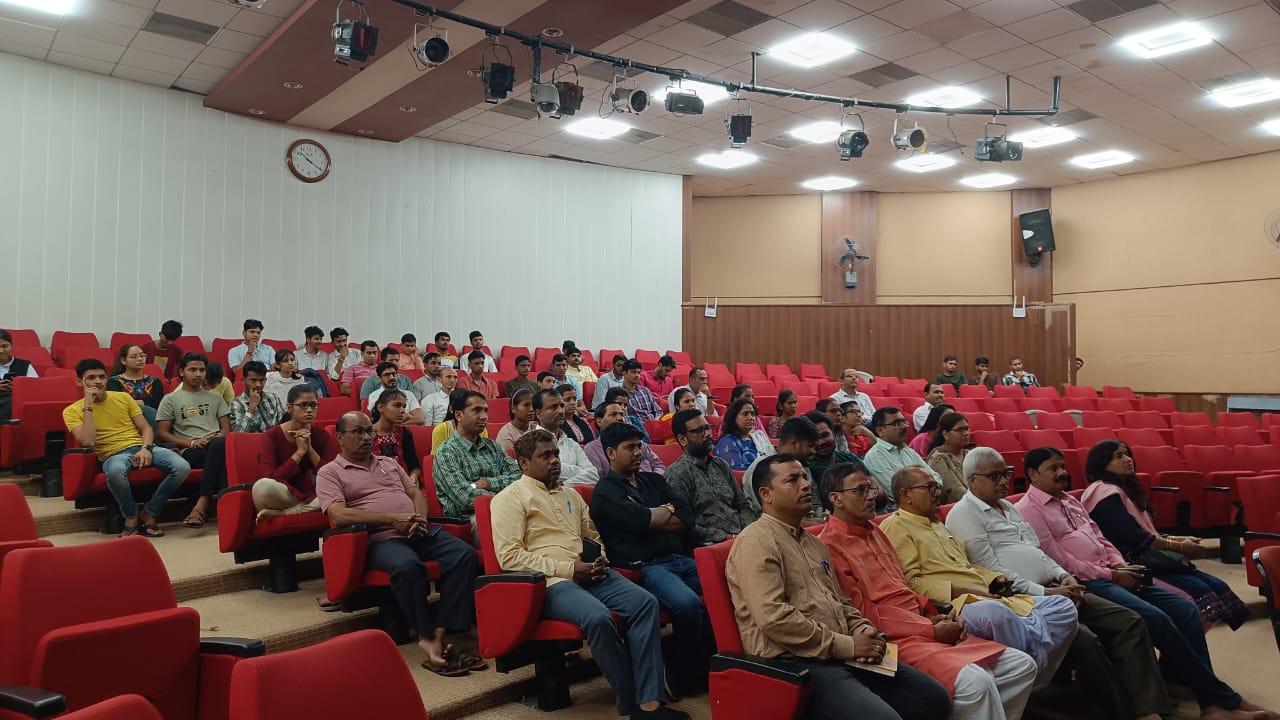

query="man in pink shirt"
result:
[1016,447,1276,720]
[316,412,480,676]
[638,356,676,398]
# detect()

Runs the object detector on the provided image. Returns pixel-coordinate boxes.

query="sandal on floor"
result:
[139,523,165,538]
[446,646,488,672]
[120,524,141,537]
[182,509,206,528]
[420,657,469,677]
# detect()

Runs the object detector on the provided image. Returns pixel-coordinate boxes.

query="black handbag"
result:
[1138,546,1196,574]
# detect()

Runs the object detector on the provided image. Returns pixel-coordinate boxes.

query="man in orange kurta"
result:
[817,460,1038,720]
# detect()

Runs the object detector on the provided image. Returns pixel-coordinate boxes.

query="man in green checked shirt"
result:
[433,390,522,538]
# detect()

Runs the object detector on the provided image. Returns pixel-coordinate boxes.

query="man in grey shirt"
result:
[665,409,756,544]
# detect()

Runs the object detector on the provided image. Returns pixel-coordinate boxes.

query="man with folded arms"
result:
[491,429,688,720]
[817,459,1036,720]
[727,454,951,720]
[880,467,1078,686]
[945,447,1173,720]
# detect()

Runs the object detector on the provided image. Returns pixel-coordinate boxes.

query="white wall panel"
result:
[0,53,683,355]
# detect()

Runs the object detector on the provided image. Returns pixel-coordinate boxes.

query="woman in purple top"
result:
[714,398,775,471]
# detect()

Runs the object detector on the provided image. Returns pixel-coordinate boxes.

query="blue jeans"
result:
[139,405,157,433]
[641,554,712,692]
[542,570,664,714]
[101,445,190,519]
[1083,579,1239,710]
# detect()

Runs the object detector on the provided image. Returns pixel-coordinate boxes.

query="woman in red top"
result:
[254,385,337,522]
[370,389,422,486]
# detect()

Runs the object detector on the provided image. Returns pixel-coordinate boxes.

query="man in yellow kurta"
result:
[879,467,1078,685]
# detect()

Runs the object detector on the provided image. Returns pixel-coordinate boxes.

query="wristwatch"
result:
[143,444,154,451]
[469,482,478,490]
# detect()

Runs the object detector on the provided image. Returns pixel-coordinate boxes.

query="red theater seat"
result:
[1171,412,1213,427]
[985,398,1020,414]
[1074,426,1119,451]
[1253,546,1280,652]
[4,328,42,348]
[61,438,202,518]
[0,483,52,571]
[1117,428,1168,449]
[215,433,330,593]
[0,375,81,468]
[1138,396,1176,414]
[1027,386,1061,400]
[959,384,990,399]
[1173,424,1219,449]
[993,385,1024,399]
[667,350,692,367]
[993,412,1034,432]
[1237,445,1280,475]
[1019,398,1060,413]
[1241,475,1280,587]
[108,332,151,351]
[229,630,428,720]
[1123,411,1169,429]
[1064,385,1099,398]
[1017,429,1067,452]
[1102,386,1136,400]
[1097,397,1136,413]
[1060,397,1098,412]
[1082,411,1123,428]
[0,538,263,718]
[1130,445,1216,529]
[1182,445,1252,501]
[1218,425,1265,447]
[649,443,683,467]
[694,540,812,720]
[50,331,100,367]
[798,363,827,380]
[1219,412,1260,429]
[1035,412,1079,434]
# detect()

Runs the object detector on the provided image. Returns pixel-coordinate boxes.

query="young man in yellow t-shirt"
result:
[63,358,190,537]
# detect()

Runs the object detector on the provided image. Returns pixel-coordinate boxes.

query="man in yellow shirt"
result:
[490,429,685,720]
[63,358,190,537]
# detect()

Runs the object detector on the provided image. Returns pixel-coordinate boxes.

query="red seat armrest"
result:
[60,448,99,501]
[196,638,264,720]
[215,484,257,553]
[709,652,812,720]
[474,573,547,658]
[428,516,472,545]
[322,525,369,602]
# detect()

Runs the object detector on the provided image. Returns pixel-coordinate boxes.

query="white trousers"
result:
[951,648,1037,720]
[251,477,321,514]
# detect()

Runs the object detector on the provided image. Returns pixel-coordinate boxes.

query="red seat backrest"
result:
[173,336,206,354]
[1063,385,1098,398]
[1074,426,1119,450]
[1238,476,1280,534]
[1081,411,1122,428]
[1170,412,1212,427]
[474,495,501,574]
[1019,398,1060,412]
[420,456,447,517]
[1035,412,1078,432]
[62,695,163,720]
[1118,428,1166,448]
[1131,444,1190,474]
[1097,397,1136,413]
[649,443,683,467]
[1236,445,1280,473]
[51,331,100,349]
[5,328,41,347]
[693,541,745,654]
[229,630,428,720]
[1218,425,1263,447]
[315,397,355,423]
[985,398,1020,413]
[1182,445,1245,474]
[993,412,1034,431]
[967,413,995,431]
[1218,412,1260,429]
[972,430,1021,453]
[949,399,982,414]
[1102,385,1136,399]
[993,385,1024,399]
[533,348,559,371]
[1060,397,1098,412]
[1172,424,1218,449]
[635,350,661,369]
[1123,411,1168,429]
[798,363,827,380]
[108,333,151,351]
[1017,429,1066,451]
[224,433,271,487]
[1027,386,1060,399]
[958,384,989,399]
[0,483,38,542]
[1137,396,1176,414]
[667,350,692,367]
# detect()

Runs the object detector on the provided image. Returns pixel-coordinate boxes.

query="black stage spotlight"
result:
[975,123,1024,162]
[332,0,378,64]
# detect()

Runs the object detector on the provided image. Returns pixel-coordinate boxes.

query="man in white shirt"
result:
[667,366,717,417]
[421,367,456,425]
[465,331,498,373]
[829,368,874,418]
[591,353,628,410]
[912,382,946,431]
[324,327,362,382]
[945,447,1175,720]
[532,388,598,487]
[366,362,425,425]
[296,326,329,373]
[862,406,940,512]
[228,319,275,378]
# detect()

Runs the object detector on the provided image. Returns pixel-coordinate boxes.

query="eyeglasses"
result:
[379,372,397,378]
[683,426,712,436]
[837,484,880,497]
[888,419,909,427]
[291,401,319,409]
[906,483,941,494]
[975,468,1013,481]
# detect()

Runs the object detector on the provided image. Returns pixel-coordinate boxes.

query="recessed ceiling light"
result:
[895,154,956,173]
[247,108,266,116]
[1210,78,1280,108]
[1262,119,1280,136]
[652,81,729,106]
[1,0,72,14]
[356,129,375,136]
[789,120,843,144]
[905,86,982,109]
[769,32,856,68]
[1070,150,1134,169]
[282,81,303,90]
[399,105,417,113]
[541,27,563,37]
[1008,126,1077,148]
[1120,22,1212,59]
[801,176,858,191]
[960,173,1016,189]
[697,149,758,169]
[565,117,631,139]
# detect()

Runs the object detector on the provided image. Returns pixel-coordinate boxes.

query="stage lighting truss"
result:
[408,18,449,70]
[332,0,378,65]
[836,110,869,160]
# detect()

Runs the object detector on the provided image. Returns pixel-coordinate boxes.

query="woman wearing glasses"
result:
[925,412,971,504]
[254,385,337,522]
[107,344,165,430]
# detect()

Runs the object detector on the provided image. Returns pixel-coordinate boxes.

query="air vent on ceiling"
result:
[1063,0,1158,24]
[1036,108,1097,127]
[490,99,539,119]
[1267,0,1280,15]
[1197,70,1266,93]
[687,0,771,36]
[849,62,919,89]
[618,129,660,144]
[913,10,994,45]
[925,138,961,154]
[143,12,220,45]
[762,134,809,150]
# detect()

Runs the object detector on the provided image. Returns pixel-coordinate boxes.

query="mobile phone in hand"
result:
[581,538,602,563]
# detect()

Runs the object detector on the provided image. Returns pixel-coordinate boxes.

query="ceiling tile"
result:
[945,27,1024,58]
[172,77,215,94]
[843,0,899,13]
[691,35,761,65]
[119,45,187,72]
[968,0,1058,25]
[223,9,283,37]
[898,46,967,73]
[688,0,773,36]
[58,17,139,46]
[861,30,936,61]
[50,32,127,62]
[980,43,1053,73]
[1033,25,1111,57]
[209,28,261,53]
[874,0,962,29]
[1094,3,1181,36]
[45,49,116,74]
[111,63,178,86]
[927,59,996,84]
[778,0,863,30]
[0,3,59,27]
[114,0,160,9]
[647,20,726,55]
[128,29,206,59]
[74,0,151,28]
[1164,0,1260,21]
[1005,8,1089,42]
[179,61,228,83]
[0,18,55,46]
[912,9,993,44]
[154,0,237,28]
[256,0,304,19]
[1,40,48,59]
[194,44,246,69]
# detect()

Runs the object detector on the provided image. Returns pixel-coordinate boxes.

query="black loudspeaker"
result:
[1018,208,1055,266]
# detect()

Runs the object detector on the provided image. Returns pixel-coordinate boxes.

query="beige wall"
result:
[1053,150,1280,393]
[690,195,822,305]
[877,191,1013,304]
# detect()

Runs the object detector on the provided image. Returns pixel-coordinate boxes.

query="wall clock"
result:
[286,139,331,183]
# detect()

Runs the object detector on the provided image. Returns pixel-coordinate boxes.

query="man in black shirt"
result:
[590,422,712,695]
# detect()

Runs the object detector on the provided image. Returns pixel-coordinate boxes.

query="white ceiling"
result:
[4,0,1280,196]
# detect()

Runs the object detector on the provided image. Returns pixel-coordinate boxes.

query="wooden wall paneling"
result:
[1010,188,1053,304]
[820,191,877,305]
[682,303,1076,389]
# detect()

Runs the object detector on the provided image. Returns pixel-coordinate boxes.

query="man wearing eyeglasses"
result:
[817,460,1037,720]
[863,407,942,512]
[946,447,1174,720]
[665,409,757,544]
[880,466,1079,688]
[367,362,425,425]
[317,411,480,676]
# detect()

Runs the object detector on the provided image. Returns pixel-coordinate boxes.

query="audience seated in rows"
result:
[265,348,307,407]
[339,341,379,396]
[590,422,713,696]
[831,368,875,418]
[911,403,956,456]
[231,362,284,433]
[586,401,665,478]
[253,384,335,521]
[457,350,500,400]
[316,411,481,677]
[361,348,415,400]
[496,389,535,453]
[141,319,184,379]
[325,327,361,383]
[593,354,628,410]
[638,355,677,398]
[970,356,997,392]
[863,407,942,512]
[744,417,819,518]
[368,363,424,425]
[945,447,1176,720]
[914,382,948,430]
[880,466,1080,685]
[64,358,190,537]
[805,411,857,491]
[714,397,774,471]
[434,390,521,522]
[532,388,597,486]
[464,330,498,373]
[817,460,1037,720]
[228,319,275,378]
[108,343,164,429]
[558,384,596,445]
[492,429,690,720]
[727,454,953,720]
[371,389,423,486]
[935,355,969,392]
[925,412,971,504]
[665,409,755,544]
[158,353,231,529]
[668,366,716,418]
[1016,447,1275,720]
[296,325,328,373]
[1002,357,1040,390]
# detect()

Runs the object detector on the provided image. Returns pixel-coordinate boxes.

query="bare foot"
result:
[255,508,283,523]
[1237,702,1280,720]
[418,638,446,667]
[1200,706,1268,720]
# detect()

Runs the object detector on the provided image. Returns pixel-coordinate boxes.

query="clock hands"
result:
[300,154,323,172]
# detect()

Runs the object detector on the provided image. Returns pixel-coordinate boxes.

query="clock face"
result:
[286,140,331,183]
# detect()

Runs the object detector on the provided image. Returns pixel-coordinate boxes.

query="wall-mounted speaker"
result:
[1018,208,1055,266]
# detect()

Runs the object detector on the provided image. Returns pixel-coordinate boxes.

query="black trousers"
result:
[777,656,951,720]
[1070,592,1176,720]
[179,435,227,499]
[367,531,478,638]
